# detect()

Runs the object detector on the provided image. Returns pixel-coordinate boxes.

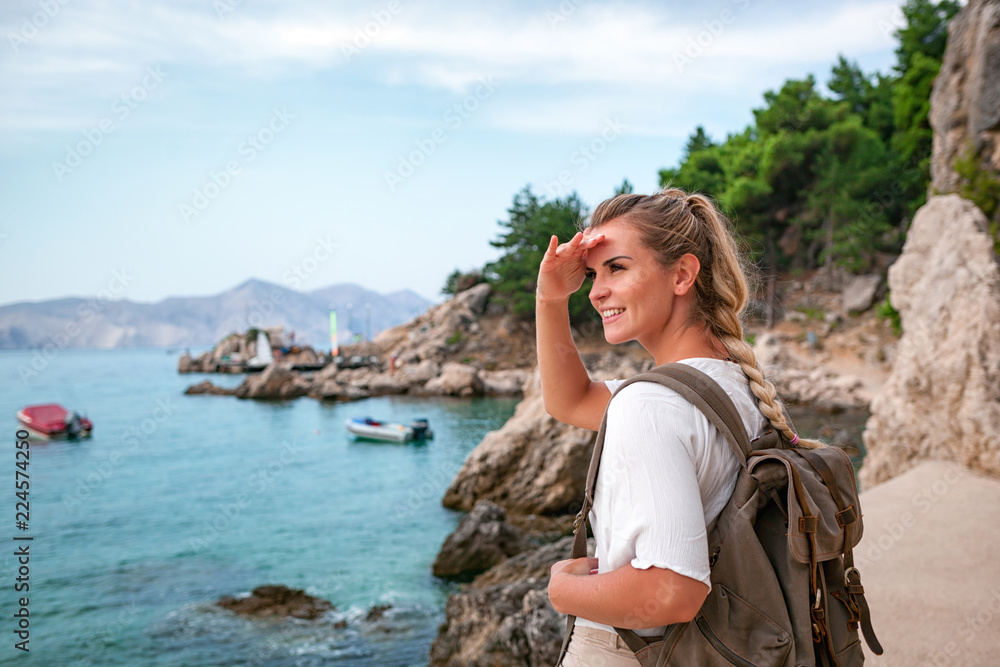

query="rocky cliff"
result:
[442,353,649,516]
[930,0,1000,200]
[861,195,1000,487]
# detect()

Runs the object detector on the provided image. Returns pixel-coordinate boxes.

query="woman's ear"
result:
[673,253,701,296]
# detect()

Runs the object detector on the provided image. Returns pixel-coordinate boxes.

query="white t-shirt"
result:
[575,358,768,637]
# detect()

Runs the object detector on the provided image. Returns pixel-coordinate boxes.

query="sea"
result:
[0,348,519,667]
[0,348,870,667]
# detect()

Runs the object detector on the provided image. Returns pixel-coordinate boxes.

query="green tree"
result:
[485,186,594,322]
[614,178,634,196]
[891,0,961,214]
[441,269,485,296]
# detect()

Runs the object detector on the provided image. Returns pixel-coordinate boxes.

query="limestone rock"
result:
[442,357,645,516]
[842,274,882,313]
[429,537,575,667]
[423,362,484,397]
[930,0,1000,196]
[773,367,870,412]
[396,359,441,384]
[216,584,333,620]
[454,282,492,316]
[235,363,311,400]
[366,372,409,396]
[432,501,532,580]
[862,195,1000,487]
[480,369,529,396]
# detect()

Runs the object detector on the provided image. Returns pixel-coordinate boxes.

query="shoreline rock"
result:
[429,537,577,667]
[432,501,532,581]
[183,380,237,396]
[216,584,333,620]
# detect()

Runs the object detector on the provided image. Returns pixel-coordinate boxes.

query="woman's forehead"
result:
[583,219,644,265]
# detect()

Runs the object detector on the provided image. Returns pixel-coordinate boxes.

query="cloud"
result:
[0,0,903,134]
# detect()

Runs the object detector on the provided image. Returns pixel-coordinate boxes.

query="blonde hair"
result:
[588,187,822,448]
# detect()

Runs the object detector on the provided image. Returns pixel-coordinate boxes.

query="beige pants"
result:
[561,626,641,666]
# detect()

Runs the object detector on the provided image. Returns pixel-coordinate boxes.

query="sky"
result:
[0,0,908,307]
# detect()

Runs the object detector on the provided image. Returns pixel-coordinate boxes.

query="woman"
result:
[536,188,814,665]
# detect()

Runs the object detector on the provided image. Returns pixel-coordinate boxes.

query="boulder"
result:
[443,355,646,516]
[480,369,529,396]
[930,0,1000,196]
[453,282,492,316]
[235,363,310,400]
[396,359,441,384]
[842,274,882,313]
[366,372,410,396]
[429,537,576,667]
[178,351,195,373]
[183,380,237,396]
[216,584,333,620]
[423,363,484,397]
[862,195,1000,487]
[773,367,870,412]
[432,501,532,580]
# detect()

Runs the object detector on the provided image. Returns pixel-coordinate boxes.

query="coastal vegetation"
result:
[452,0,966,324]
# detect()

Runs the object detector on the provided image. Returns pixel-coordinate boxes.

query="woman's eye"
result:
[584,271,595,281]
[609,264,624,273]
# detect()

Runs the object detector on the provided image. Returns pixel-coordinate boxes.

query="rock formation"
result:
[216,584,333,620]
[442,353,648,516]
[429,537,577,667]
[182,284,532,402]
[432,500,532,580]
[421,362,485,397]
[234,363,311,400]
[862,195,1000,487]
[183,380,237,396]
[930,0,1000,198]
[841,274,882,314]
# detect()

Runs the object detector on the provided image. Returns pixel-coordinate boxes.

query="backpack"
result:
[557,363,883,666]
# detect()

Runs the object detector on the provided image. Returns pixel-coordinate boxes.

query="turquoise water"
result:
[0,349,518,666]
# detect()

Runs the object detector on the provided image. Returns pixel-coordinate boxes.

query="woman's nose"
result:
[589,278,609,301]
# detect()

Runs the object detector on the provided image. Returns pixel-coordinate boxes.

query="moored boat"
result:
[16,404,93,440]
[345,417,432,443]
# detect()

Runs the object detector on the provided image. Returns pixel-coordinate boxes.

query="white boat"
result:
[245,331,274,370]
[345,417,432,443]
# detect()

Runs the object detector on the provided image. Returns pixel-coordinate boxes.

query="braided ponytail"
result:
[590,188,823,449]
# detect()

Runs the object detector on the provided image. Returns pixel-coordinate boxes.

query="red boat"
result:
[16,404,93,440]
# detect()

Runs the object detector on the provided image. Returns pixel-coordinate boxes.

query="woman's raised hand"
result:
[536,231,605,303]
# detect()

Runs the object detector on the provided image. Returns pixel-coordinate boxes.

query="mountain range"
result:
[0,279,434,350]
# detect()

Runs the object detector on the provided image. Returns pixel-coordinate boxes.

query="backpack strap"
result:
[558,363,754,664]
